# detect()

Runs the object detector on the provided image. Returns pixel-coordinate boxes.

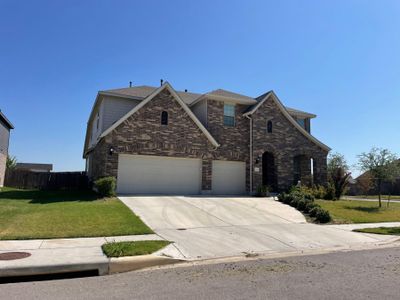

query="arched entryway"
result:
[262,152,277,192]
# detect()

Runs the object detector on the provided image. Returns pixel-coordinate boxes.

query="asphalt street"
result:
[1,247,400,299]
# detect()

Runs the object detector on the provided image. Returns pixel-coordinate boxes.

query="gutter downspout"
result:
[245,114,253,195]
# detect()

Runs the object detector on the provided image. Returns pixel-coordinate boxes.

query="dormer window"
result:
[296,118,305,129]
[267,120,272,133]
[161,111,168,125]
[223,104,235,126]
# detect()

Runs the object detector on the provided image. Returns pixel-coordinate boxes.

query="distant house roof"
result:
[15,163,53,172]
[0,110,14,129]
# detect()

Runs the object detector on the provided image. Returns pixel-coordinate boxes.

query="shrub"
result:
[256,185,270,197]
[296,199,308,211]
[94,177,116,197]
[315,208,331,223]
[324,183,336,200]
[283,193,294,205]
[304,202,319,213]
[309,206,320,218]
[277,193,286,202]
[312,185,327,199]
[290,196,301,208]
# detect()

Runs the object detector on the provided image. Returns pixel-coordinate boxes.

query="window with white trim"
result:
[223,104,235,126]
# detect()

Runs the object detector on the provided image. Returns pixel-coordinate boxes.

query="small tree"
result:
[327,152,351,199]
[6,155,17,170]
[358,148,400,207]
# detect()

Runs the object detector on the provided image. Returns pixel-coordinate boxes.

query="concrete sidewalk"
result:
[326,222,400,231]
[342,196,400,203]
[0,234,182,277]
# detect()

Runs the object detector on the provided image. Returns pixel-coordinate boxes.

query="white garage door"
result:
[212,160,246,195]
[117,154,201,195]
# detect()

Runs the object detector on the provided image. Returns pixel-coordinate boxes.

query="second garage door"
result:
[117,154,201,195]
[212,160,246,195]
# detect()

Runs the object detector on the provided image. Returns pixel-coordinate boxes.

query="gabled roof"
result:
[0,110,14,129]
[285,107,316,118]
[244,91,331,152]
[99,82,220,148]
[101,85,201,105]
[206,89,257,104]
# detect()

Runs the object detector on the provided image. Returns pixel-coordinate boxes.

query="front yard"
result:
[316,199,400,224]
[0,187,153,240]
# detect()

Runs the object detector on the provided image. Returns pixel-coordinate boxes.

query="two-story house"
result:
[0,111,14,187]
[83,82,330,195]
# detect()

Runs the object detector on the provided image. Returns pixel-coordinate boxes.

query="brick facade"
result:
[251,96,328,191]
[88,87,328,193]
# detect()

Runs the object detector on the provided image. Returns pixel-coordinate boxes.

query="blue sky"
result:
[1,0,399,175]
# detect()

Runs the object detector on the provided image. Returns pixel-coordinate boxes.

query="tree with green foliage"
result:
[358,148,400,207]
[6,155,17,170]
[327,152,351,200]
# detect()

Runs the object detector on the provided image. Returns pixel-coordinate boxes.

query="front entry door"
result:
[262,152,277,192]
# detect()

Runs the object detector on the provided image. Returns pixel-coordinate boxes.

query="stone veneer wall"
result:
[89,89,246,192]
[251,95,328,191]
[89,88,328,193]
[206,100,250,190]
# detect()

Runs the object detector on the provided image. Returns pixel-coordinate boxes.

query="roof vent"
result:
[129,81,132,87]
[160,79,164,86]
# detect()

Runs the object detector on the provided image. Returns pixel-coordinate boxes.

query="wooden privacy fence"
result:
[4,170,89,190]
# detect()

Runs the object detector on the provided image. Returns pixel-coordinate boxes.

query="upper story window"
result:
[223,104,235,126]
[161,111,168,125]
[267,120,273,133]
[296,118,305,129]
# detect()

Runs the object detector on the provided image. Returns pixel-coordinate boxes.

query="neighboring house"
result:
[0,111,14,187]
[15,163,53,172]
[348,160,400,195]
[83,82,330,195]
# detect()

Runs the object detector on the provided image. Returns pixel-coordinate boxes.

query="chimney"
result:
[160,79,164,86]
[129,81,132,88]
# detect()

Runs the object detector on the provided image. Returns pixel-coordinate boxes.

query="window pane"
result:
[224,116,234,126]
[296,118,305,128]
[224,104,235,117]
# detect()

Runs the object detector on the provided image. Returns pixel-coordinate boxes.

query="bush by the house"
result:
[308,206,320,218]
[277,187,331,223]
[296,199,308,211]
[314,208,331,223]
[304,201,318,213]
[94,177,116,197]
[255,185,270,197]
[323,183,336,200]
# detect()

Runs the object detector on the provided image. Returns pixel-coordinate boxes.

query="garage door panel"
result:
[212,160,246,195]
[117,155,201,195]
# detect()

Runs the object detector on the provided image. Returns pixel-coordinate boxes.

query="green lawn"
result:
[316,199,400,224]
[0,187,153,240]
[102,240,171,257]
[353,227,400,235]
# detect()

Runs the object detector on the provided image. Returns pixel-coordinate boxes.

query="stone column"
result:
[313,154,328,186]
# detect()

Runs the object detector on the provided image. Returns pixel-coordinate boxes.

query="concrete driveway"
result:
[119,196,397,260]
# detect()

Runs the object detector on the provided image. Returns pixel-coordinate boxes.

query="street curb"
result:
[108,255,184,274]
[0,261,110,278]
